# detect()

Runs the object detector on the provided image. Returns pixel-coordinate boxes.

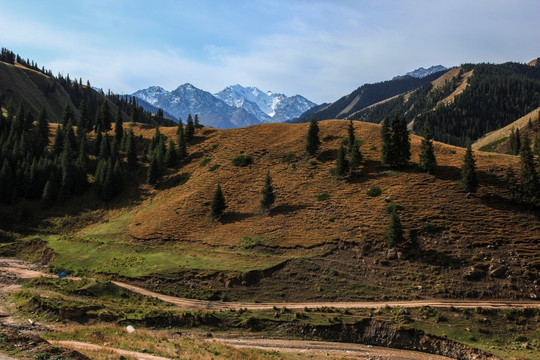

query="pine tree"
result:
[260,171,275,212]
[335,144,349,177]
[78,100,90,131]
[185,114,195,143]
[94,125,103,155]
[380,116,391,165]
[99,134,111,160]
[460,144,478,193]
[349,140,363,172]
[102,101,112,131]
[164,140,178,168]
[0,160,13,203]
[305,118,320,156]
[534,130,540,157]
[61,101,73,127]
[347,120,356,149]
[519,136,539,206]
[194,114,201,128]
[51,126,64,156]
[390,113,410,167]
[384,209,404,248]
[210,184,226,219]
[114,108,123,144]
[36,107,49,154]
[176,120,187,160]
[505,165,520,201]
[146,156,160,185]
[419,121,437,173]
[126,130,138,170]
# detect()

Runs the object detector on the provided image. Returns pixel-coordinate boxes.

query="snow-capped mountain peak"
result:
[214,84,315,123]
[405,65,447,78]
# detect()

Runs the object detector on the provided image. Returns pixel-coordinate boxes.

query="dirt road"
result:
[1,257,539,311]
[50,340,172,360]
[212,337,453,359]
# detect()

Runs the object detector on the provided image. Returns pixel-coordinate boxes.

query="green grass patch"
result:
[199,158,212,167]
[232,154,253,167]
[366,187,382,197]
[81,212,132,243]
[478,136,508,153]
[239,236,267,249]
[282,152,296,163]
[316,192,331,201]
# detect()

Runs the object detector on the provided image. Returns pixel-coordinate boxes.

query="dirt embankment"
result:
[281,319,501,360]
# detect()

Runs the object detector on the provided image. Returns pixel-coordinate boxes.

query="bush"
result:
[209,164,220,172]
[282,152,296,163]
[366,187,382,197]
[200,158,211,167]
[316,192,331,201]
[239,236,265,249]
[232,155,253,167]
[385,203,404,213]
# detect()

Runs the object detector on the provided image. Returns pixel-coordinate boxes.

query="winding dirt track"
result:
[50,340,171,360]
[1,258,539,311]
[212,337,453,359]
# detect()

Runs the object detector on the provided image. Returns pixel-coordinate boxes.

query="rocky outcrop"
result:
[280,318,501,360]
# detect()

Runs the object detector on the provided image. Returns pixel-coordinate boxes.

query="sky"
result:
[1,0,539,104]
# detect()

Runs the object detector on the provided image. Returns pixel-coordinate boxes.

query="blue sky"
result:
[1,0,539,104]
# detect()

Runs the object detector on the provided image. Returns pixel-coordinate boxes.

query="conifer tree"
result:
[61,101,73,127]
[347,120,355,149]
[419,121,437,173]
[36,107,49,154]
[146,156,160,185]
[185,114,195,143]
[99,134,111,160]
[306,118,320,156]
[0,160,13,203]
[126,130,138,170]
[349,140,363,172]
[64,119,77,152]
[57,143,74,201]
[149,126,161,153]
[260,171,275,212]
[114,108,123,144]
[335,144,349,177]
[176,120,187,160]
[534,131,540,157]
[519,136,539,206]
[78,100,90,132]
[210,184,226,219]
[51,126,64,156]
[164,140,178,168]
[102,101,112,131]
[380,116,391,165]
[384,209,404,248]
[94,125,103,155]
[194,114,201,128]
[390,113,410,167]
[505,165,520,201]
[460,144,478,193]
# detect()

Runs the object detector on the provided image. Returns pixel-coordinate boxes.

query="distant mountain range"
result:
[132,84,316,128]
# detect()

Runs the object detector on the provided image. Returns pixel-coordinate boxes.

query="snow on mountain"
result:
[214,84,316,123]
[133,84,260,128]
[132,83,317,128]
[405,65,447,78]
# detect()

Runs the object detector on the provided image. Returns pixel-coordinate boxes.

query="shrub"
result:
[232,155,253,167]
[385,203,404,213]
[316,192,331,201]
[239,236,265,249]
[200,158,211,167]
[282,152,296,163]
[366,187,382,197]
[209,164,220,172]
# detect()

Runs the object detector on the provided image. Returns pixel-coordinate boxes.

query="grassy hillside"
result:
[4,120,538,303]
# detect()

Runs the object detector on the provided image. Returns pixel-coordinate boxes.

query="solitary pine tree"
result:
[460,144,478,193]
[260,171,276,212]
[194,114,201,128]
[210,184,226,219]
[384,209,404,248]
[347,120,356,148]
[391,113,410,167]
[335,144,349,177]
[349,140,363,172]
[419,121,436,173]
[306,118,320,156]
[380,116,391,165]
